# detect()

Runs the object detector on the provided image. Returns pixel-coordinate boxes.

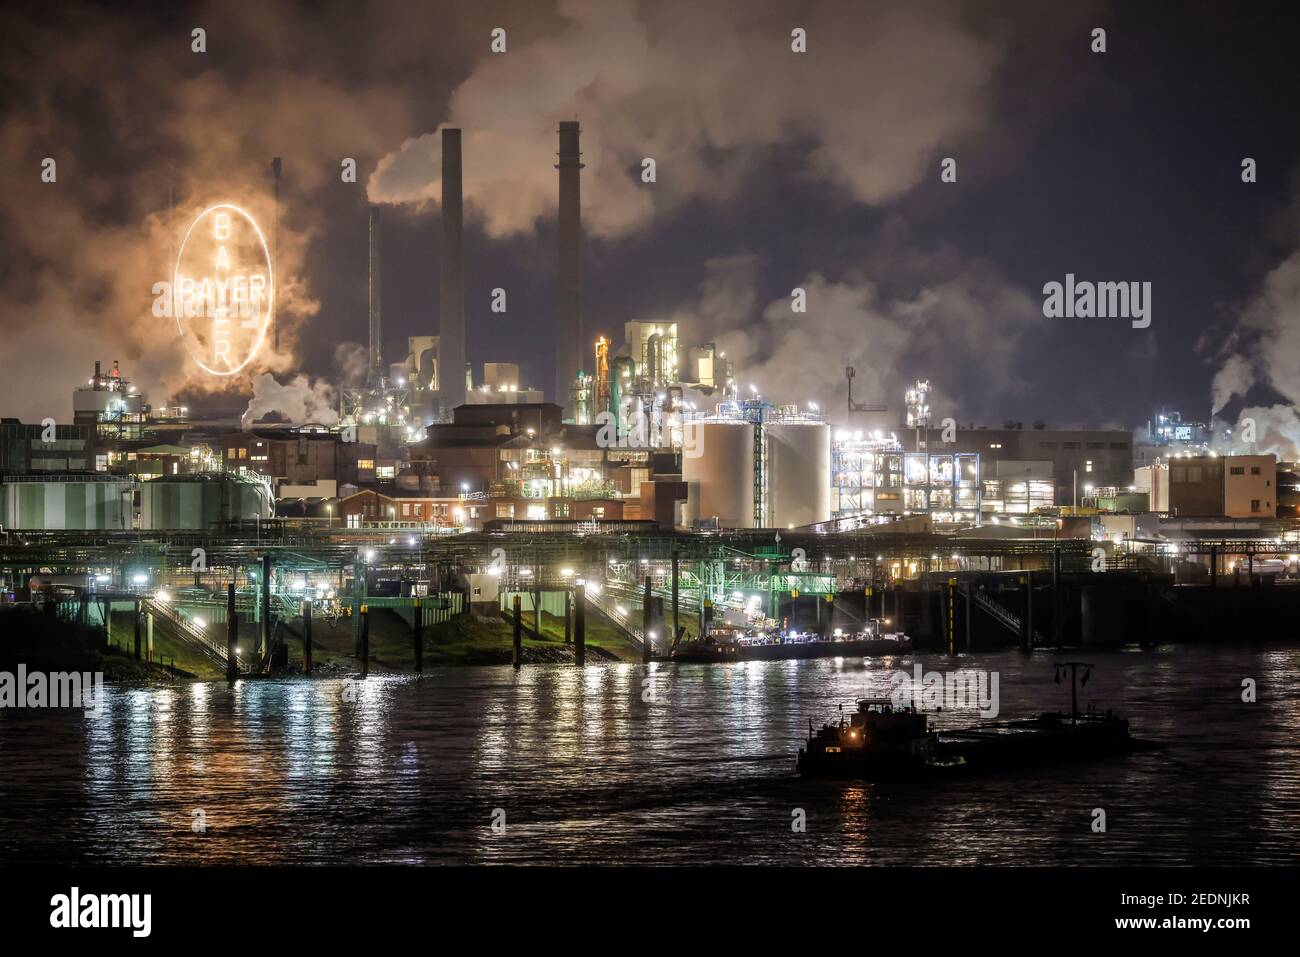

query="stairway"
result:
[144,597,251,672]
[970,587,1047,647]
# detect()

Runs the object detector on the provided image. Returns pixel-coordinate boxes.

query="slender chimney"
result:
[440,128,466,413]
[556,121,584,418]
[367,207,382,387]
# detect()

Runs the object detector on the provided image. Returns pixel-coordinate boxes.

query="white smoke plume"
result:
[659,248,1040,426]
[368,0,1009,237]
[1206,229,1300,459]
[243,374,340,426]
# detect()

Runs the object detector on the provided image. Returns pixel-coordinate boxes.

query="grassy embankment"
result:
[284,605,645,672]
[2,606,181,681]
[123,605,644,678]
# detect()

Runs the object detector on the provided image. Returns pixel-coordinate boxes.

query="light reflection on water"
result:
[1,646,1297,865]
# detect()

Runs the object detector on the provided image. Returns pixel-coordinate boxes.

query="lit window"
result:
[358,459,375,470]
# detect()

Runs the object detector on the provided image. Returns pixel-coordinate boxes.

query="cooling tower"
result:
[767,422,832,528]
[440,128,466,411]
[556,121,584,417]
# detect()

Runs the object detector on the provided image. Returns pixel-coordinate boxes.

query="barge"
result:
[797,663,1140,779]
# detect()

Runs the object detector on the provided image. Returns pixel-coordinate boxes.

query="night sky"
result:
[3,1,1300,450]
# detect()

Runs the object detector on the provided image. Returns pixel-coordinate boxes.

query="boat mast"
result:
[1054,661,1094,725]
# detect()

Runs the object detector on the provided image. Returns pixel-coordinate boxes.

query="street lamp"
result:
[325,503,334,528]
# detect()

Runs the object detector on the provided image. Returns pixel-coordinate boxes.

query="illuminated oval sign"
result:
[172,203,273,376]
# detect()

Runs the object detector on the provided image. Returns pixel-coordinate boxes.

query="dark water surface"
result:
[1,646,1297,865]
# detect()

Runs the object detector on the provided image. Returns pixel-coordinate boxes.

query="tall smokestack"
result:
[440,128,466,412]
[367,206,382,387]
[556,121,584,418]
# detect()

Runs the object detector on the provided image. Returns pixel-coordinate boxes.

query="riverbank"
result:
[1,606,185,682]
[281,607,639,673]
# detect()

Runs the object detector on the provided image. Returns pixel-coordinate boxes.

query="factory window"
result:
[1230,467,1245,475]
[1109,442,1129,450]
[1085,460,1093,473]
[376,466,395,479]
[1087,442,1105,450]
[496,504,514,519]
[1062,442,1080,449]
[347,514,360,528]
[1172,468,1186,482]
[1187,468,1202,482]
[239,449,248,459]
[1039,442,1058,450]
[1251,466,1262,475]
[401,503,411,517]
[554,501,570,518]
[358,459,375,470]
[988,443,1002,450]
[227,448,237,458]
[1251,500,1261,513]
[592,507,605,518]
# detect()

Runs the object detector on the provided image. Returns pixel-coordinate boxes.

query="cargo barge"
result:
[796,663,1141,779]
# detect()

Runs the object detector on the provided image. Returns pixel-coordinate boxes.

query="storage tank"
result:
[3,476,135,530]
[767,422,831,528]
[683,422,754,528]
[140,473,273,530]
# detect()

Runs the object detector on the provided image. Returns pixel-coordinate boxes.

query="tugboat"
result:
[797,662,1138,779]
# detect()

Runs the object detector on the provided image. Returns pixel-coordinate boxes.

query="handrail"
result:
[144,597,250,671]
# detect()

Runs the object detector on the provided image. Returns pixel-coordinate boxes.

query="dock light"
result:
[94,574,111,584]
[640,558,649,565]
[193,617,206,629]
[616,605,629,616]
[132,573,147,585]
[487,565,501,577]
[407,536,416,547]
[648,630,657,641]
[560,567,574,577]
[156,590,171,603]
[520,568,533,577]
[834,628,843,637]
[365,549,375,562]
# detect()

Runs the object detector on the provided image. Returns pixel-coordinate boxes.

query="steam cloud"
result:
[368,0,1008,237]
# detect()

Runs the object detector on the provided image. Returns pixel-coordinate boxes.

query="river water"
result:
[1,646,1297,865]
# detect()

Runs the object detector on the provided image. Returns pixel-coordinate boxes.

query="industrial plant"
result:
[2,115,1298,673]
[6,1,1300,931]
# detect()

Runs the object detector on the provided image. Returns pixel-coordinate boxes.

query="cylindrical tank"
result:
[3,477,134,530]
[683,422,754,528]
[139,474,272,530]
[767,422,831,529]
